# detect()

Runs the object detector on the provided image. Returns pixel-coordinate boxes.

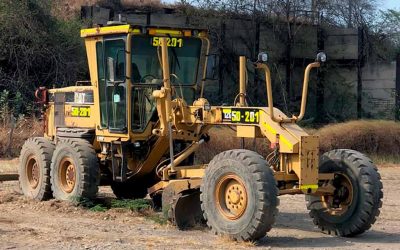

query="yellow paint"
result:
[261,122,293,149]
[263,122,277,134]
[149,28,182,36]
[131,28,141,34]
[81,25,132,37]
[300,184,319,193]
[236,126,256,138]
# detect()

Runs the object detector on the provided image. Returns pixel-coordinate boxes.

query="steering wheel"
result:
[140,74,157,83]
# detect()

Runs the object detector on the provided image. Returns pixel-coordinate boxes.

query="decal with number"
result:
[222,108,260,124]
[152,37,183,48]
[70,106,91,117]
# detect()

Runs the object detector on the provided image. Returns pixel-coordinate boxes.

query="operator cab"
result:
[81,25,209,137]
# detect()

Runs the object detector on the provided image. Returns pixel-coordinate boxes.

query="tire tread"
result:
[200,149,279,241]
[307,149,383,237]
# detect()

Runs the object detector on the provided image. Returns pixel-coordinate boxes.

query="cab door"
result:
[97,37,128,134]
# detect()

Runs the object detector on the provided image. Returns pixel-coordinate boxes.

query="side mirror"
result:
[107,57,115,82]
[205,54,219,80]
[257,52,268,63]
[316,52,327,63]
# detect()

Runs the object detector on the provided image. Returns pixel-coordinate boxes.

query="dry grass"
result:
[2,119,400,163]
[315,120,400,162]
[216,234,257,247]
[0,118,43,158]
[195,126,271,164]
[197,120,400,164]
[0,158,18,173]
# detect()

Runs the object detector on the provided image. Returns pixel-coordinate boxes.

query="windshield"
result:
[130,36,202,132]
[131,36,202,85]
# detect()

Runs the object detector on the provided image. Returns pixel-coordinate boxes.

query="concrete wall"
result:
[324,65,358,120]
[81,7,398,120]
[325,28,359,60]
[362,62,397,119]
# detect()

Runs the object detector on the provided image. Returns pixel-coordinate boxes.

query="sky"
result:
[381,0,400,10]
[161,0,400,10]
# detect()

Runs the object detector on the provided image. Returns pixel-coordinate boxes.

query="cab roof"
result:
[80,24,208,38]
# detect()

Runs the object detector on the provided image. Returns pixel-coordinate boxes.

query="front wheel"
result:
[306,149,383,236]
[200,149,279,241]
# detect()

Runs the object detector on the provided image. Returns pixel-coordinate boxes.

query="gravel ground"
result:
[0,163,399,250]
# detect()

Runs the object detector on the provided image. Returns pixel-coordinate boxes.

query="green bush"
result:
[111,199,152,212]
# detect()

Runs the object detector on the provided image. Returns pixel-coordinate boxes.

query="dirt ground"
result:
[0,162,399,250]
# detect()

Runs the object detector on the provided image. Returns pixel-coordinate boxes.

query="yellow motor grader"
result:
[19,23,383,241]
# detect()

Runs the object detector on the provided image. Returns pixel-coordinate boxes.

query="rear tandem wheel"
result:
[50,139,99,201]
[19,137,55,200]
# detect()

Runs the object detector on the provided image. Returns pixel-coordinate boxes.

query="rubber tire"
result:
[200,149,279,241]
[111,179,148,199]
[50,139,99,201]
[306,149,383,236]
[19,137,55,200]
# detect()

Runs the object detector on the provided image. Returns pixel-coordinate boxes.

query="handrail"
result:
[239,56,247,106]
[255,63,293,123]
[255,61,321,123]
[294,62,321,122]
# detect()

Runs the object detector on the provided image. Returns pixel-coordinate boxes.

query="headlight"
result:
[258,52,268,63]
[316,52,327,63]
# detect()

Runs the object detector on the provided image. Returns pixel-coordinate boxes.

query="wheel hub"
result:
[26,156,40,189]
[216,174,248,220]
[322,173,354,216]
[59,157,76,193]
[66,164,76,188]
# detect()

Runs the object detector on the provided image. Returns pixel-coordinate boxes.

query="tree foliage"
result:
[375,9,400,47]
[0,0,87,117]
[0,0,398,122]
[180,0,378,25]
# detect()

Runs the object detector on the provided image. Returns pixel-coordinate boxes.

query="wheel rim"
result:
[215,174,248,220]
[322,173,354,216]
[59,157,76,193]
[26,155,40,189]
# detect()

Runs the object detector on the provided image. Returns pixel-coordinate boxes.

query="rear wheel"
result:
[200,149,278,241]
[306,149,383,236]
[19,137,55,200]
[50,139,99,201]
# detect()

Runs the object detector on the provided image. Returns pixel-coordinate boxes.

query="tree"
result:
[0,0,87,116]
[376,9,400,47]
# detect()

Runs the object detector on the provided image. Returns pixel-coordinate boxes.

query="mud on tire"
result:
[19,137,55,200]
[50,139,99,201]
[306,149,383,236]
[200,149,279,241]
